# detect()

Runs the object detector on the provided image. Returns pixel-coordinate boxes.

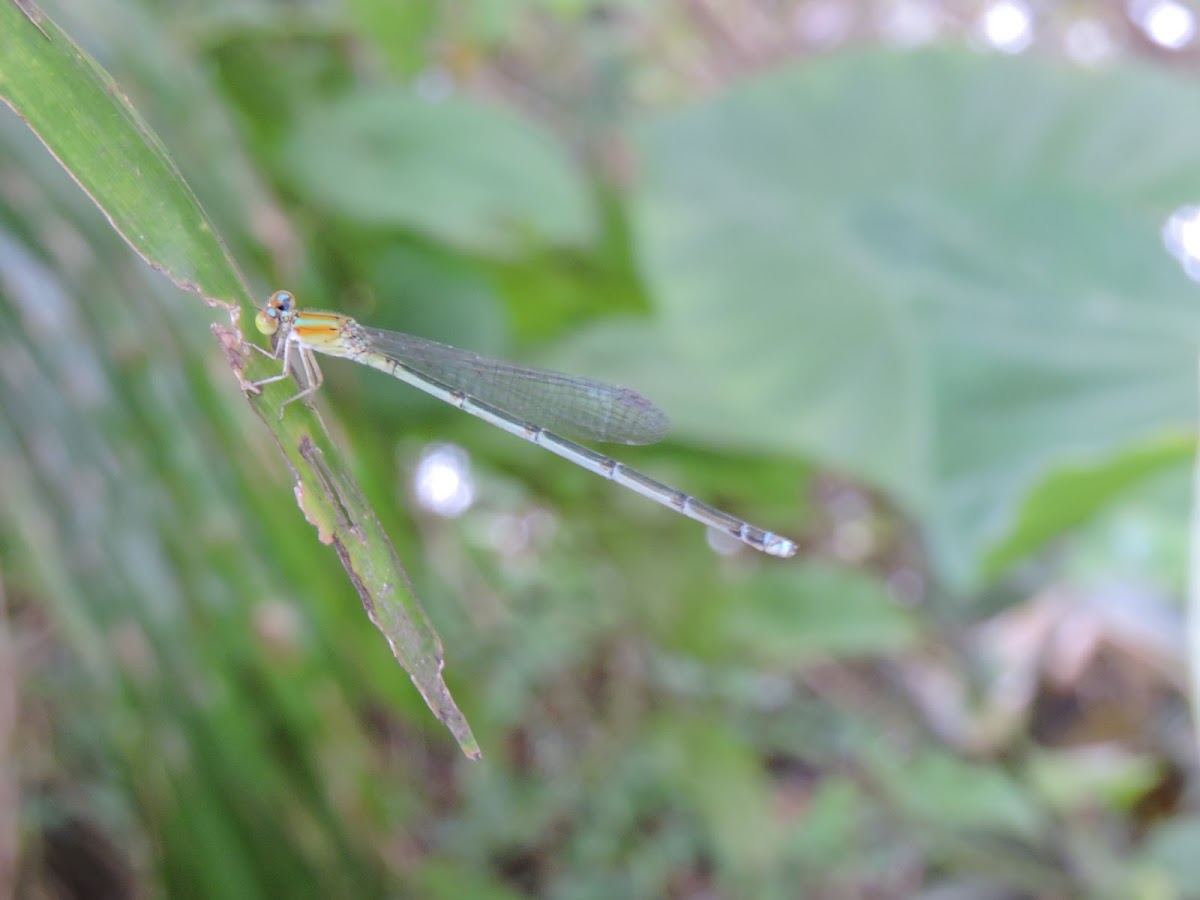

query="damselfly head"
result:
[256,289,296,337]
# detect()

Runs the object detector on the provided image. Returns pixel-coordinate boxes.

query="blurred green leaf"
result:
[983,432,1194,579]
[882,751,1043,838]
[559,50,1200,588]
[282,89,597,257]
[344,0,437,77]
[724,564,918,664]
[1026,747,1162,814]
[652,713,780,872]
[782,777,869,868]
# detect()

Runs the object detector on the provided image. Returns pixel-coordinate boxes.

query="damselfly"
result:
[252,290,796,558]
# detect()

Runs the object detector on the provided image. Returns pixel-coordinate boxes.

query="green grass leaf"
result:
[0,0,249,305]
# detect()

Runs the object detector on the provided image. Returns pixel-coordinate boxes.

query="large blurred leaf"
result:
[282,89,597,257]
[559,50,1200,588]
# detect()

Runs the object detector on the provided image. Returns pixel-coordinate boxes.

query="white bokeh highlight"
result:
[412,443,475,518]
[979,0,1034,53]
[1130,0,1196,49]
[1162,205,1200,281]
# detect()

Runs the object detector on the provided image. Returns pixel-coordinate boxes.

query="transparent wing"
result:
[359,326,669,445]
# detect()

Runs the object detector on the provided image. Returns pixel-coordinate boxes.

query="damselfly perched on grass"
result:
[252,290,796,557]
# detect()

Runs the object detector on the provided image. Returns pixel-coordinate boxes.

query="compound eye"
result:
[255,309,279,336]
[257,289,295,336]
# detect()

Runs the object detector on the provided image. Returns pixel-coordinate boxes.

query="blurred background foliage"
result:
[3,0,1200,896]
